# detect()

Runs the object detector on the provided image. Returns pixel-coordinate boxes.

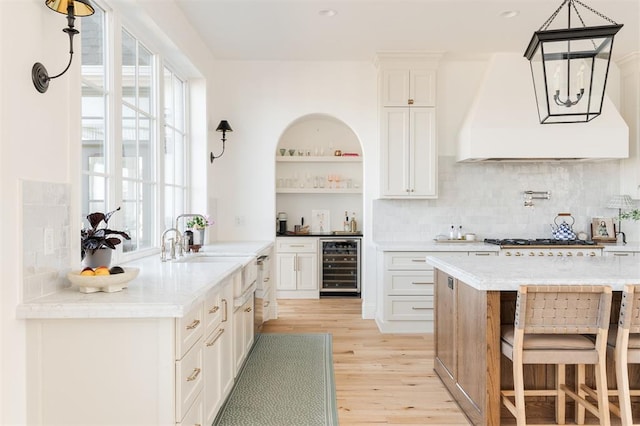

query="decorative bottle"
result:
[350,212,357,233]
[449,225,455,239]
[344,211,350,232]
[457,226,463,240]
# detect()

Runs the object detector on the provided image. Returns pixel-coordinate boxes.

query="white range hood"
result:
[457,53,629,162]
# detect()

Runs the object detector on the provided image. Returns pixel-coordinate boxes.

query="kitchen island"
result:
[427,255,640,426]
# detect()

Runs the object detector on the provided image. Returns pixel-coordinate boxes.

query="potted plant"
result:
[186,215,214,245]
[81,207,131,268]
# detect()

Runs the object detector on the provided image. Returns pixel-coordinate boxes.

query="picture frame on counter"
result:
[591,217,617,242]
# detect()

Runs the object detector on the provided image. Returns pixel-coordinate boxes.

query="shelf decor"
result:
[523,0,623,124]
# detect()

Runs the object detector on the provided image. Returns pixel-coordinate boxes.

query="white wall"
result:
[207,60,379,312]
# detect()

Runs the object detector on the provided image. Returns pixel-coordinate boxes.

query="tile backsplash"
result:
[22,180,71,301]
[372,156,636,242]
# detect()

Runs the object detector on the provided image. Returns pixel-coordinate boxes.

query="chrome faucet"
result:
[160,227,182,262]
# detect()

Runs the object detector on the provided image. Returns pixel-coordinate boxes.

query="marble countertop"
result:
[17,241,273,320]
[374,240,500,252]
[426,255,640,291]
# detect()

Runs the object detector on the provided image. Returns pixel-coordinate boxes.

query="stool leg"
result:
[576,364,586,425]
[557,364,566,424]
[514,357,526,426]
[616,345,633,426]
[595,360,611,426]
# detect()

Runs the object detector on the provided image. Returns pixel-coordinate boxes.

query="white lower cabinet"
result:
[233,295,255,375]
[25,272,239,426]
[276,237,319,299]
[377,250,496,333]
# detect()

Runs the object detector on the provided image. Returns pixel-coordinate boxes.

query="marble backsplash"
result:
[373,156,638,243]
[22,180,71,301]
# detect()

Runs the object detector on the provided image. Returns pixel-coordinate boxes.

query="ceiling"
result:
[175,0,640,62]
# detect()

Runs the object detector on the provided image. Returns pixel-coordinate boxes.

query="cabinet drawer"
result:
[385,251,467,270]
[277,238,318,253]
[385,296,433,321]
[177,394,203,426]
[204,287,223,334]
[175,342,203,422]
[176,302,204,358]
[386,271,434,295]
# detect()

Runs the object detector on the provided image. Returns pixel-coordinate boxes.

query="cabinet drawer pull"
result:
[186,367,201,382]
[264,301,270,307]
[411,307,430,310]
[264,277,270,282]
[613,253,630,257]
[474,252,491,256]
[411,282,430,285]
[186,319,200,330]
[206,328,225,347]
[290,244,305,248]
[410,259,426,263]
[222,299,228,322]
[244,307,252,313]
[447,276,454,290]
[208,305,220,314]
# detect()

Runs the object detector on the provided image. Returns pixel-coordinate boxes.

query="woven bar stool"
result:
[501,285,612,426]
[609,284,640,426]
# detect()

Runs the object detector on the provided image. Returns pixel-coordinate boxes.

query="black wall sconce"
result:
[32,0,95,93]
[524,0,622,124]
[210,120,233,163]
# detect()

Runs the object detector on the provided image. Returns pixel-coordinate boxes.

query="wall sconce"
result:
[32,0,95,93]
[210,120,233,163]
[523,0,622,124]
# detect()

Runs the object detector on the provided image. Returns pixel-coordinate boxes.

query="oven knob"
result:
[589,252,596,257]
[566,252,573,256]
[515,252,522,256]
[557,252,563,256]
[539,252,544,257]
[576,252,584,256]
[505,252,512,256]
[548,252,553,256]
[529,252,535,256]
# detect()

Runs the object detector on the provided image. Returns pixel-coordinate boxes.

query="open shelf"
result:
[276,156,362,163]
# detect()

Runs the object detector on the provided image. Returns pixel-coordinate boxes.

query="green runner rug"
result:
[214,333,338,426]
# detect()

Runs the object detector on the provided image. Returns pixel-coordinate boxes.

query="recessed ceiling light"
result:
[499,10,520,19]
[319,9,337,17]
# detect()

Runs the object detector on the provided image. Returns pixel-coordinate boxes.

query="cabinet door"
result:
[410,108,437,197]
[276,253,297,290]
[203,326,224,425]
[435,270,456,379]
[233,307,245,375]
[410,69,436,107]
[219,285,234,398]
[381,108,410,196]
[243,298,255,354]
[297,253,318,290]
[381,69,411,106]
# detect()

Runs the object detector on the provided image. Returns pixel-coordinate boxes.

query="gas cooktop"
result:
[484,238,599,246]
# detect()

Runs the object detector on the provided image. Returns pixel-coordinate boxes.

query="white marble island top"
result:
[426,255,640,291]
[17,241,273,320]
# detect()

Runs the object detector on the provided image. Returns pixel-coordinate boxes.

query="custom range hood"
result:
[457,53,629,162]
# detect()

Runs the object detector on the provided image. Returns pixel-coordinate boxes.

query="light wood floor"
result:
[261,298,470,425]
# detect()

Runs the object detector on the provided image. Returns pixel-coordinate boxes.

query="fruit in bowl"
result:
[80,267,95,276]
[94,266,110,276]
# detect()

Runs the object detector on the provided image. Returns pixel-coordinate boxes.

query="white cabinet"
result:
[232,295,255,375]
[377,53,440,199]
[377,250,496,333]
[605,250,638,257]
[380,68,436,107]
[380,107,436,197]
[276,237,319,299]
[25,274,238,426]
[203,276,233,425]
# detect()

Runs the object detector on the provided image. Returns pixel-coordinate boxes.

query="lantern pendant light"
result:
[524,0,622,124]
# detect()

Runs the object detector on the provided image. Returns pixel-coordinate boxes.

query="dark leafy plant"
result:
[81,207,131,259]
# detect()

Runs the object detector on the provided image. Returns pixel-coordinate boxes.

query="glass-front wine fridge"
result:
[320,238,361,296]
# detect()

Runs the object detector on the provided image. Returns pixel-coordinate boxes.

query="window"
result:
[81,5,108,218]
[163,67,188,231]
[80,5,189,258]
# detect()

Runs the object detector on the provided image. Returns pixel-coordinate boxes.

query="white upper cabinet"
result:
[380,69,436,107]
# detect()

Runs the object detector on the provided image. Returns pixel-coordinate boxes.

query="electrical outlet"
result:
[235,216,245,226]
[44,228,55,255]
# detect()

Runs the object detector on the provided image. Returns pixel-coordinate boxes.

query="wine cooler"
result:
[320,238,361,296]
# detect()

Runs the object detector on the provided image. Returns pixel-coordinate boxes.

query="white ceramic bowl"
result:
[67,267,140,293]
